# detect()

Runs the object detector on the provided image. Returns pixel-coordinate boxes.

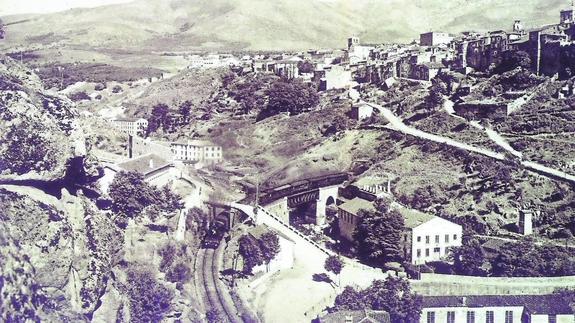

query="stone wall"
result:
[412,273,575,296]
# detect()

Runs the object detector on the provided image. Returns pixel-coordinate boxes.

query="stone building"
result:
[420,32,453,47]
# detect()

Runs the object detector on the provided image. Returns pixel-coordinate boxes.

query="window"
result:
[435,235,440,243]
[433,247,440,253]
[425,249,430,257]
[453,234,458,241]
[447,311,455,323]
[417,236,421,242]
[445,234,450,243]
[427,312,435,323]
[466,311,475,323]
[426,236,430,244]
[548,315,556,323]
[505,311,513,323]
[416,249,421,258]
[486,311,494,323]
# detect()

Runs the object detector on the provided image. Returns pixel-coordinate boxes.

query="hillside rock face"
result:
[0,55,87,181]
[0,58,123,321]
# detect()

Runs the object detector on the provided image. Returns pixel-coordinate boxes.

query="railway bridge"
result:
[257,173,348,226]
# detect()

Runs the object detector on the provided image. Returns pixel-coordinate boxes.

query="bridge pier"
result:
[315,185,339,226]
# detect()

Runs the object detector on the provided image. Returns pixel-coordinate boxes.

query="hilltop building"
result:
[420,32,453,47]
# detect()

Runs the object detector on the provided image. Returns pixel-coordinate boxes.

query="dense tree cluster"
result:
[108,171,183,225]
[333,277,422,323]
[224,72,278,114]
[262,78,319,118]
[125,266,173,323]
[238,231,280,274]
[147,100,195,134]
[492,51,531,74]
[354,198,405,266]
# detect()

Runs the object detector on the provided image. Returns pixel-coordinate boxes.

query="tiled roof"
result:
[422,295,574,314]
[338,197,376,215]
[319,310,390,323]
[396,207,436,229]
[116,154,172,176]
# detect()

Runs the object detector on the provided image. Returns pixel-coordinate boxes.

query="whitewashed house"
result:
[421,295,574,323]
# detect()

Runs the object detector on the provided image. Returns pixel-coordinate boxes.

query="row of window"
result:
[416,247,443,258]
[427,310,515,323]
[416,234,458,244]
[340,211,354,224]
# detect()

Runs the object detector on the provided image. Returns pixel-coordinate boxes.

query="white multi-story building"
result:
[337,198,462,265]
[170,140,223,164]
[421,295,575,323]
[111,117,148,137]
[402,207,462,265]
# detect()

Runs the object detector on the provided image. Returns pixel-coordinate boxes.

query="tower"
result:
[347,36,360,50]
[518,209,533,236]
[513,20,523,33]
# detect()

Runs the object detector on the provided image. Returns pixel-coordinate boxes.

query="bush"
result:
[126,266,173,323]
[112,85,123,93]
[68,91,91,102]
[94,83,106,91]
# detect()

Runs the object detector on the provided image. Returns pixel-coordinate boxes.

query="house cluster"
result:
[336,177,463,265]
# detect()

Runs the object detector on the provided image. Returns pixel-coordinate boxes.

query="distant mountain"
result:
[0,0,569,51]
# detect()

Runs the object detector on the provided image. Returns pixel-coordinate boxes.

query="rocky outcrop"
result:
[0,55,87,181]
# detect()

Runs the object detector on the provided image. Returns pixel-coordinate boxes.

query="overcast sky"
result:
[0,0,134,16]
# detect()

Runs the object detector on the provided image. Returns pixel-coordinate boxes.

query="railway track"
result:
[198,246,243,323]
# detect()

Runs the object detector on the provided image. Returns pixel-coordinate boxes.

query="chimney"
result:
[149,158,154,169]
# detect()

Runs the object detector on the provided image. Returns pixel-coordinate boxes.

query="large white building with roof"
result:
[170,140,223,164]
[337,197,462,265]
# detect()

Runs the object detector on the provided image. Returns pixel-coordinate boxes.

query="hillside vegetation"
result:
[1,0,568,51]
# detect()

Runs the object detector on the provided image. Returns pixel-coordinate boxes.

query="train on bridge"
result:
[258,172,349,205]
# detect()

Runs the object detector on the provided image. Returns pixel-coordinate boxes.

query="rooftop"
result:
[171,139,219,147]
[396,207,436,229]
[422,295,574,314]
[338,197,376,215]
[319,309,390,323]
[116,153,172,176]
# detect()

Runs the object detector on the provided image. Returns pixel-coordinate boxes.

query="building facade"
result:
[421,295,575,323]
[420,32,453,47]
[111,118,148,137]
[337,197,462,264]
[170,140,223,164]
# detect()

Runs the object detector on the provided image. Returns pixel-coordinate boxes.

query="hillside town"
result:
[1,1,575,323]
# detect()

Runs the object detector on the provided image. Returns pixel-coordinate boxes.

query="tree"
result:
[126,266,173,323]
[333,286,365,311]
[424,79,447,110]
[112,85,123,93]
[449,237,486,276]
[263,79,319,118]
[148,103,170,133]
[333,277,422,323]
[364,277,423,323]
[259,232,280,271]
[297,60,314,74]
[157,185,184,214]
[178,100,193,124]
[354,200,405,266]
[108,171,157,219]
[238,235,264,274]
[324,255,344,286]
